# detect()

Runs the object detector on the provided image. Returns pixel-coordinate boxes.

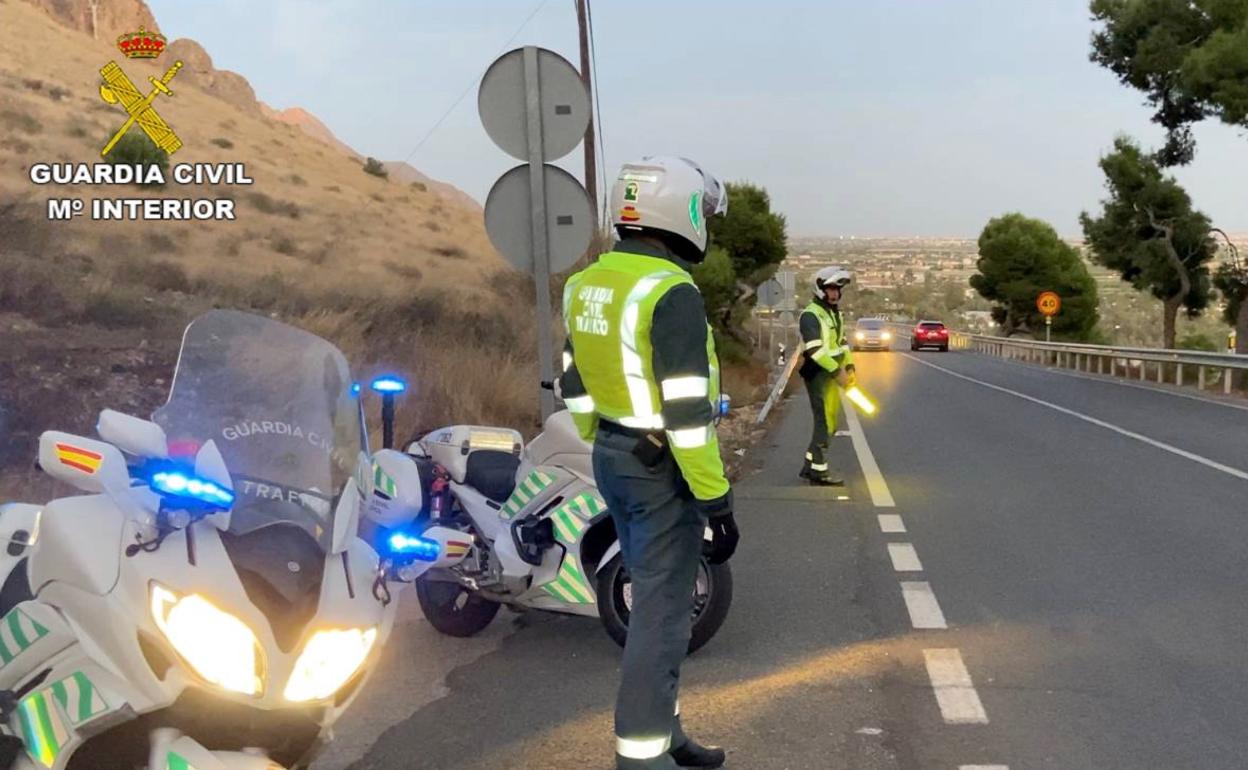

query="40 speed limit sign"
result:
[1036,291,1061,316]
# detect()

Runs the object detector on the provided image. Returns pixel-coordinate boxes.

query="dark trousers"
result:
[803,369,841,467]
[593,428,703,768]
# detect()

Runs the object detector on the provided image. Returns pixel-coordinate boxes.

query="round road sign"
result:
[1036,291,1061,317]
[484,163,592,274]
[478,47,590,163]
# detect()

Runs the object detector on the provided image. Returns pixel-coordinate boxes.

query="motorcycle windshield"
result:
[153,310,365,551]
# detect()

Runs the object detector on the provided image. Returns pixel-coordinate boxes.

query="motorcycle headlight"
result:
[150,584,265,696]
[284,627,378,702]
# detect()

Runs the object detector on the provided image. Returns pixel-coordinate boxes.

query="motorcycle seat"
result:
[464,450,521,503]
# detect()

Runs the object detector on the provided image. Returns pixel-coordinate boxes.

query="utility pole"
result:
[575,0,598,235]
[88,0,100,39]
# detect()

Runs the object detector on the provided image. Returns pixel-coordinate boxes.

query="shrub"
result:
[114,257,191,293]
[21,79,42,91]
[370,192,385,203]
[433,244,467,260]
[362,157,388,179]
[210,137,234,149]
[286,173,306,186]
[246,192,300,219]
[48,87,70,101]
[106,129,168,187]
[0,109,41,135]
[385,260,424,281]
[410,181,427,192]
[79,287,160,328]
[272,236,298,256]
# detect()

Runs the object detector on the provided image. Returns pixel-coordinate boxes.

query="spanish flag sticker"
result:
[54,443,103,475]
[620,205,641,222]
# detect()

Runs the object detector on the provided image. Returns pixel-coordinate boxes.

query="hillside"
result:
[0,0,531,498]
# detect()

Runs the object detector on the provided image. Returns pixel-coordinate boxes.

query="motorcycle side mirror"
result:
[363,449,428,529]
[369,376,408,450]
[97,409,169,459]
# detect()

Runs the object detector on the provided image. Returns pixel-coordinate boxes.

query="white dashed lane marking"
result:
[887,542,923,572]
[878,514,906,533]
[960,766,1010,770]
[900,581,947,629]
[924,649,989,724]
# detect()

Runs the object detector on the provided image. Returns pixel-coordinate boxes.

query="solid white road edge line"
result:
[924,649,989,724]
[904,354,1248,482]
[960,766,1010,769]
[901,581,947,629]
[888,542,923,571]
[843,401,896,506]
[878,513,906,533]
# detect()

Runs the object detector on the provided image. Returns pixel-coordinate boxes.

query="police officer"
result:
[559,156,736,770]
[798,267,855,486]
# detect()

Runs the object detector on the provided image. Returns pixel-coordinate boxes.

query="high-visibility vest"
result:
[802,301,851,372]
[563,251,727,500]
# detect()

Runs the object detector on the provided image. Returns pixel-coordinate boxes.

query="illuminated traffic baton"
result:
[843,384,878,416]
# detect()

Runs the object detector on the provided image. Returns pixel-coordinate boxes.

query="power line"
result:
[396,0,552,166]
[314,0,552,262]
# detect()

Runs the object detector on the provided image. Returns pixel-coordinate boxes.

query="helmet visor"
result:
[680,157,728,220]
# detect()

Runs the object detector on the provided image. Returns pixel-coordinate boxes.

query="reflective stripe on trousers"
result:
[592,429,701,766]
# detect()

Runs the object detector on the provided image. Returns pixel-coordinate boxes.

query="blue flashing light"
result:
[351,382,362,396]
[150,470,235,509]
[370,376,407,395]
[388,532,440,562]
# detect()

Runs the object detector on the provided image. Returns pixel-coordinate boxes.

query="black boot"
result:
[669,738,726,768]
[807,469,844,486]
[798,459,812,480]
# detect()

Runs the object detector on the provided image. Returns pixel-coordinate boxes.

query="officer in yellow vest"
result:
[559,157,735,770]
[798,267,855,486]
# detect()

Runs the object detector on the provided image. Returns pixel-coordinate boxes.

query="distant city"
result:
[777,235,1245,347]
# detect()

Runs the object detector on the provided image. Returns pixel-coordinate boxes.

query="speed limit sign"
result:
[1037,291,1061,317]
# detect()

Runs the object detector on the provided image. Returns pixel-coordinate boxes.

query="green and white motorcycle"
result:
[0,311,410,769]
[368,409,733,653]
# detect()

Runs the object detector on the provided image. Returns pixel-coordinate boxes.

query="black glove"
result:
[704,513,739,565]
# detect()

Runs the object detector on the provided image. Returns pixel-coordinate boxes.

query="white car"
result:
[852,318,892,351]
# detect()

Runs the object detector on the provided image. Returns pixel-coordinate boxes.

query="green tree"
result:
[690,246,739,336]
[708,182,787,283]
[970,213,1100,339]
[1211,232,1248,383]
[108,128,168,187]
[1089,0,1248,166]
[1079,136,1216,348]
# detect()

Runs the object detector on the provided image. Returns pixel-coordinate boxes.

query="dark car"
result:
[911,320,949,352]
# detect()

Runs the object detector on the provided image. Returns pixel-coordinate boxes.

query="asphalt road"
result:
[322,348,1248,770]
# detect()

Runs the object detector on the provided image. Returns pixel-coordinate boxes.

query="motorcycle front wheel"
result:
[595,553,733,654]
[415,575,501,637]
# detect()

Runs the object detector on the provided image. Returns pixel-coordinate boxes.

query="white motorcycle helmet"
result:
[609,156,728,263]
[813,266,852,299]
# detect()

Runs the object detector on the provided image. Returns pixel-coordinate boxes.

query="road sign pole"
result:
[769,313,776,366]
[523,46,555,421]
[1046,315,1052,343]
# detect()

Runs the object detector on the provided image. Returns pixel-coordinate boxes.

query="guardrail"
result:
[883,322,1245,396]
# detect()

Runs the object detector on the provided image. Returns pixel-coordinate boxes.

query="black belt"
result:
[598,419,650,439]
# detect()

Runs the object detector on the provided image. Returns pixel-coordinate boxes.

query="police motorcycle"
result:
[0,310,410,770]
[365,391,734,653]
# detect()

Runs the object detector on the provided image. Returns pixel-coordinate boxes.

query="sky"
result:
[147,0,1248,238]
